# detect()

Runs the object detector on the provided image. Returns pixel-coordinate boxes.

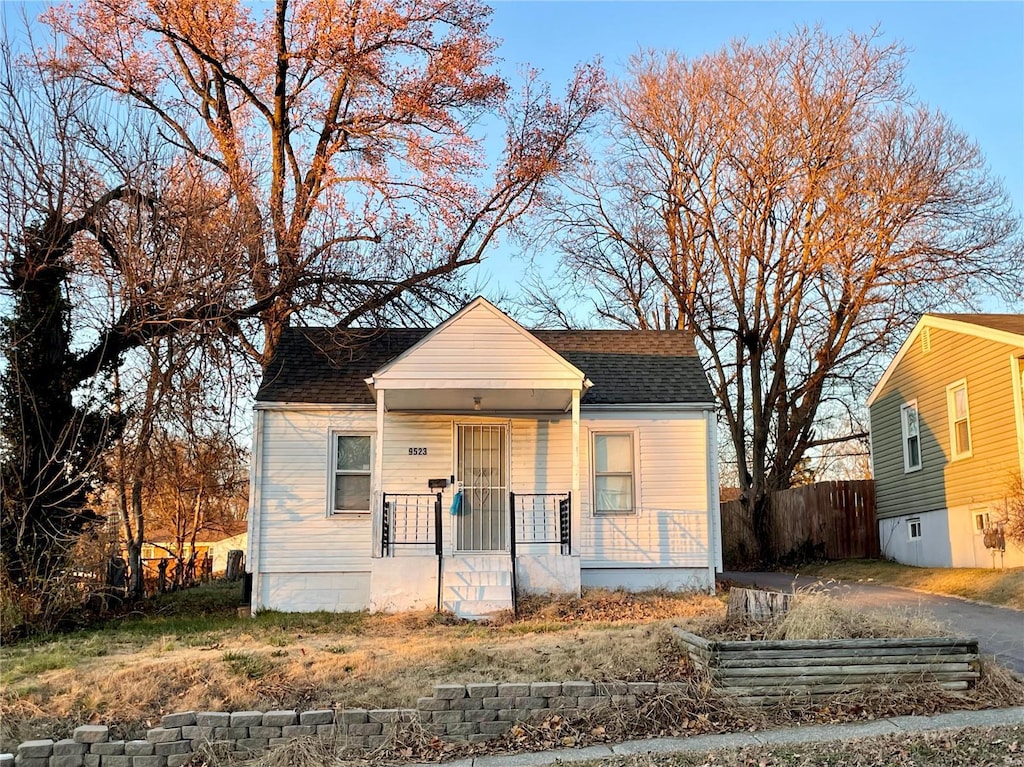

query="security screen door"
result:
[456,424,508,551]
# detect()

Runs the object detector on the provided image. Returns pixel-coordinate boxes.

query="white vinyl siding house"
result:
[247,298,721,617]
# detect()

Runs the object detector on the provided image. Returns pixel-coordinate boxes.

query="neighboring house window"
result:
[593,432,635,515]
[332,434,372,514]
[907,517,922,541]
[900,401,922,473]
[946,379,972,459]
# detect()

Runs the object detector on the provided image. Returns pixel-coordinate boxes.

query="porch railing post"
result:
[560,492,571,556]
[434,492,443,612]
[381,493,389,558]
[509,492,518,616]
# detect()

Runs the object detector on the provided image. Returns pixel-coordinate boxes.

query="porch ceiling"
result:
[381,386,573,413]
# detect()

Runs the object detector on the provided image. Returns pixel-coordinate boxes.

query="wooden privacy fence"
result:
[721,480,879,566]
[675,629,980,704]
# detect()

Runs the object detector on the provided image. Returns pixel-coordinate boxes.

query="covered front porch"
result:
[372,487,572,617]
[362,298,590,617]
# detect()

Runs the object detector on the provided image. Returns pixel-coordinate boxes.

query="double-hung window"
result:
[332,434,371,514]
[593,432,635,515]
[900,401,921,473]
[946,380,972,459]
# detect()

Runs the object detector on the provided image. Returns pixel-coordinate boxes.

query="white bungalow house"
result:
[246,298,722,618]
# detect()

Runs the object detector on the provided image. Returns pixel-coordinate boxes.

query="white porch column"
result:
[372,391,385,557]
[571,388,581,559]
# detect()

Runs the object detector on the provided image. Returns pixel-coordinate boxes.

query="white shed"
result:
[247,298,721,618]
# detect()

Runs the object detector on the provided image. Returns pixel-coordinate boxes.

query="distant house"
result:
[246,297,722,618]
[141,530,248,575]
[866,314,1024,567]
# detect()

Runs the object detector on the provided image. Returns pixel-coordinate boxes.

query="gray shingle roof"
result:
[927,313,1024,337]
[256,326,713,405]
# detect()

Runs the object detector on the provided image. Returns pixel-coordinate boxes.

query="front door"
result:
[456,423,508,551]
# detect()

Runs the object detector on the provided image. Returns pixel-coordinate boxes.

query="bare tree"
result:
[0,23,133,611]
[47,0,604,366]
[0,18,251,614]
[114,334,247,594]
[537,28,1022,559]
[1003,473,1024,550]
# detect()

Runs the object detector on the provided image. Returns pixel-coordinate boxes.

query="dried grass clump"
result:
[764,592,946,641]
[704,590,947,642]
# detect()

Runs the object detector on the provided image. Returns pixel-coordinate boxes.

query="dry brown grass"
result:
[579,725,1024,767]
[698,590,950,642]
[0,588,722,748]
[4,585,1022,762]
[764,592,946,641]
[798,560,1024,610]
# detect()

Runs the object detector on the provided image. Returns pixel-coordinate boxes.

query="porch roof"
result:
[256,327,713,406]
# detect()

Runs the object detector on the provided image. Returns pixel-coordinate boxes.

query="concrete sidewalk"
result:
[417,707,1024,767]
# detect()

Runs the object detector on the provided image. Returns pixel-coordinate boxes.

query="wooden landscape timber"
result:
[674,629,980,704]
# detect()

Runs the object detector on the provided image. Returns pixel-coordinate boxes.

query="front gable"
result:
[867,314,1024,407]
[369,298,588,399]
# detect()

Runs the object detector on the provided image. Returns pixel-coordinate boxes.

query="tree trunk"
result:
[726,587,793,623]
[750,490,773,564]
[128,477,145,598]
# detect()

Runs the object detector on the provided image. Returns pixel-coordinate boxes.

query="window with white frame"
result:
[592,432,635,515]
[331,434,372,514]
[908,517,922,541]
[946,380,972,459]
[900,401,922,473]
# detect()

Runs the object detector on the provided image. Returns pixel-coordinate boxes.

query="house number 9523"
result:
[408,447,428,455]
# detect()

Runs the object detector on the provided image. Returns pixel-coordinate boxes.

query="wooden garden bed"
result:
[674,628,981,703]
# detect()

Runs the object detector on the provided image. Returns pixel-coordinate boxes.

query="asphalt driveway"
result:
[720,571,1024,674]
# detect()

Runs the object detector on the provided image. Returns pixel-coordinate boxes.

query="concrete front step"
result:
[447,599,514,620]
[442,555,513,618]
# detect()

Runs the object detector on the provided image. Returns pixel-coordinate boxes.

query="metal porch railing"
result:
[381,492,443,610]
[508,491,571,615]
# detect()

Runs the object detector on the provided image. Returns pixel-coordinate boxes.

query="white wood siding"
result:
[511,418,572,492]
[379,414,574,492]
[580,411,710,568]
[257,409,375,573]
[373,302,582,388]
[381,415,454,493]
[254,406,715,606]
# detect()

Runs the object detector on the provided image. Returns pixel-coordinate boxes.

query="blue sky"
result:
[477,1,1024,297]
[6,1,1021,307]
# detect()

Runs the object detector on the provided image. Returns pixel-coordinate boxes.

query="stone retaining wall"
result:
[2,680,687,766]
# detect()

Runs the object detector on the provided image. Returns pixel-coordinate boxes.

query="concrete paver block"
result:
[194,712,230,728]
[74,728,109,745]
[159,713,195,729]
